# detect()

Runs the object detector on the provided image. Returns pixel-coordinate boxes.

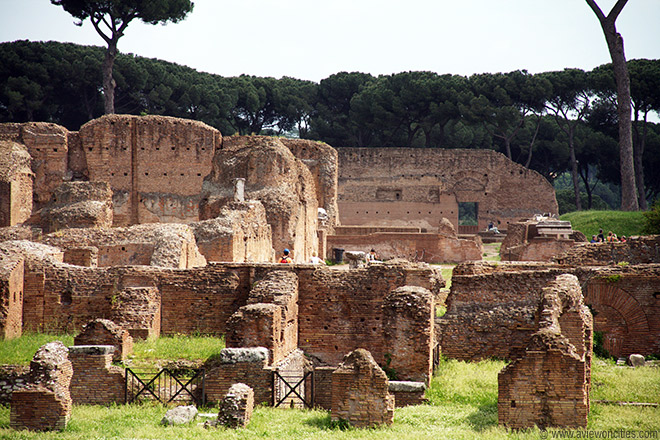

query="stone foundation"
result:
[68,345,125,405]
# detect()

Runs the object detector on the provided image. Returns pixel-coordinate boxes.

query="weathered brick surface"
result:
[205,348,272,405]
[63,246,98,267]
[0,365,29,405]
[0,140,33,227]
[331,348,394,428]
[79,115,219,225]
[201,136,318,263]
[312,366,335,410]
[498,274,592,429]
[389,381,427,407]
[74,319,133,361]
[217,383,254,428]
[554,236,660,265]
[0,255,24,339]
[10,341,72,431]
[68,345,125,405]
[439,262,660,360]
[326,231,482,263]
[383,286,434,384]
[337,148,557,233]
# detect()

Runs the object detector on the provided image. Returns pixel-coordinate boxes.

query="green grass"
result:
[0,356,659,439]
[440,267,454,290]
[128,335,225,369]
[560,210,646,239]
[0,334,225,369]
[0,332,74,365]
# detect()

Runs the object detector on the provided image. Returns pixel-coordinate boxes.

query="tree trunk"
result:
[586,0,638,210]
[633,111,648,210]
[102,39,118,114]
[568,130,582,211]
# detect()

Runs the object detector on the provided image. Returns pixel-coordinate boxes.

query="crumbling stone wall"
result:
[205,347,272,405]
[74,319,133,361]
[10,341,73,431]
[79,115,219,225]
[227,269,299,364]
[554,236,660,265]
[383,286,434,383]
[500,218,582,262]
[280,138,340,231]
[42,223,206,269]
[29,182,113,233]
[192,201,272,263]
[0,140,33,227]
[331,348,394,428]
[439,261,660,360]
[0,365,29,405]
[327,227,483,263]
[68,345,125,405]
[201,136,318,263]
[0,254,24,339]
[498,274,593,429]
[337,148,557,232]
[0,122,69,212]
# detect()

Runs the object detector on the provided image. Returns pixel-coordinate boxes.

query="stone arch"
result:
[584,281,650,357]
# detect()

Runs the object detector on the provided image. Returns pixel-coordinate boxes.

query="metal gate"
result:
[272,370,313,408]
[125,368,205,406]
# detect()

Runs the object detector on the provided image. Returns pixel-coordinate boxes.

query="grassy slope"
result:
[560,210,645,239]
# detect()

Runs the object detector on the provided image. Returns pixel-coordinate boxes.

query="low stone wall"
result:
[389,381,427,407]
[205,348,272,406]
[69,345,125,405]
[554,236,660,265]
[0,365,29,406]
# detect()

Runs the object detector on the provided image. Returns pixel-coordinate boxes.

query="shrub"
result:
[642,200,660,234]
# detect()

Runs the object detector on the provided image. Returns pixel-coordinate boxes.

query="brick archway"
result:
[585,281,650,357]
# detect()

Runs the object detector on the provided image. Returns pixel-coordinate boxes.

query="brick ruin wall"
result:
[0,256,24,339]
[554,235,660,266]
[337,148,558,233]
[6,258,442,381]
[202,136,319,263]
[0,116,220,227]
[0,141,33,227]
[439,262,660,360]
[498,274,593,429]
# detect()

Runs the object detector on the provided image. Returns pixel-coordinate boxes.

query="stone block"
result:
[217,383,254,428]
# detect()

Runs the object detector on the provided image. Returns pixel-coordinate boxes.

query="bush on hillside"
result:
[556,189,609,215]
[642,201,660,234]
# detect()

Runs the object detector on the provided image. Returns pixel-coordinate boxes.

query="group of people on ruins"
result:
[590,228,627,243]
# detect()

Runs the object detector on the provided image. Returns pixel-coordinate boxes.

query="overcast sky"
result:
[1,0,659,82]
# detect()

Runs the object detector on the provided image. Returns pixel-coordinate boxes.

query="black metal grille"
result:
[125,368,205,406]
[273,370,313,408]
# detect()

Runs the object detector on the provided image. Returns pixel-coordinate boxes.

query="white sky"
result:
[0,0,659,82]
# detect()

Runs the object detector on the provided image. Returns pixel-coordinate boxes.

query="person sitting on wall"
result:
[309,252,325,265]
[590,235,598,243]
[279,249,292,263]
[597,229,605,242]
[366,249,381,263]
[488,221,500,234]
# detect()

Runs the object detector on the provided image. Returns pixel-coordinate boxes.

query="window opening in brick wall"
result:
[458,202,478,226]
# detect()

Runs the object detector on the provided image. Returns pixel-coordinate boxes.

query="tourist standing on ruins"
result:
[279,249,293,263]
[309,252,325,264]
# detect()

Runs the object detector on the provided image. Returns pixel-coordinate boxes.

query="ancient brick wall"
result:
[383,286,434,384]
[297,262,443,378]
[498,275,592,429]
[202,136,319,263]
[389,381,427,407]
[0,256,24,339]
[205,348,272,405]
[312,366,335,410]
[440,262,660,360]
[192,201,272,263]
[63,246,98,267]
[74,319,133,361]
[337,148,557,232]
[327,231,482,263]
[0,123,69,211]
[79,115,220,225]
[0,141,33,227]
[227,269,299,364]
[0,365,29,405]
[68,345,125,405]
[10,342,73,431]
[554,236,660,265]
[331,348,394,428]
[281,139,340,231]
